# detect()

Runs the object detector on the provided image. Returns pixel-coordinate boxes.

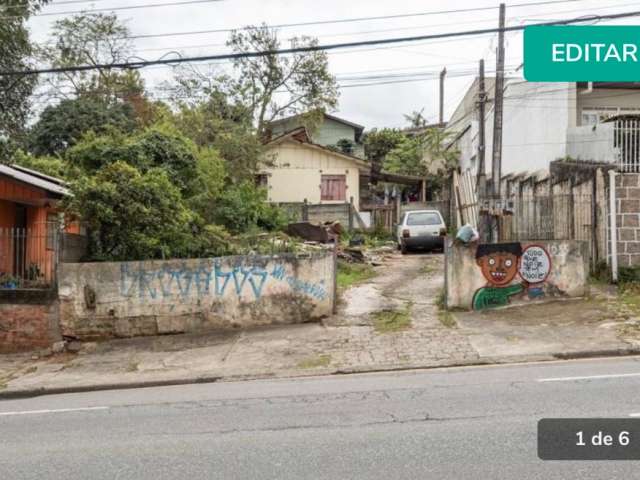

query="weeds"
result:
[372,303,412,333]
[297,354,331,369]
[337,260,376,290]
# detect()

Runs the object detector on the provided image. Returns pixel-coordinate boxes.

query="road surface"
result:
[2,357,640,479]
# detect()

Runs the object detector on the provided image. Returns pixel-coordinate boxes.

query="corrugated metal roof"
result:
[0,164,70,197]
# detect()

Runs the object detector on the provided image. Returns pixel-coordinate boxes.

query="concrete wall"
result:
[58,252,335,340]
[445,239,588,310]
[450,80,572,178]
[263,140,362,208]
[567,123,616,163]
[0,290,61,353]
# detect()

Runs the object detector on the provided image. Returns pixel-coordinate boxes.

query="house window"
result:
[46,213,59,250]
[255,174,269,188]
[581,107,640,125]
[320,175,346,201]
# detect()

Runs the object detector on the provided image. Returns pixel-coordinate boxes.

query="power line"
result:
[123,0,584,40]
[6,10,639,77]
[1,0,224,19]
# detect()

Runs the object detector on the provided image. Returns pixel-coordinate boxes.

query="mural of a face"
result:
[475,243,523,286]
[477,252,519,286]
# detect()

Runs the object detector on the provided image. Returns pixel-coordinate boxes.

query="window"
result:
[320,175,346,201]
[581,107,640,125]
[255,174,269,188]
[46,213,59,250]
[406,212,442,226]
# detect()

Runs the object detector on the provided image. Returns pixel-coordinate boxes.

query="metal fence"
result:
[615,118,640,172]
[0,223,59,290]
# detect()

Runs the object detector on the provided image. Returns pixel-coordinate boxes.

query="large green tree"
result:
[28,96,137,156]
[0,0,49,159]
[66,162,196,261]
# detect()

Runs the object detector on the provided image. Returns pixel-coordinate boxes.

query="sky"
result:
[24,0,640,130]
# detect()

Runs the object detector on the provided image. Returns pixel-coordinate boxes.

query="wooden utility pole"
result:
[491,3,505,198]
[477,58,487,199]
[439,67,447,124]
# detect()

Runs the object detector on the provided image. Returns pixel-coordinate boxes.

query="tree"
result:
[11,149,69,179]
[403,108,429,129]
[169,25,339,137]
[168,91,263,180]
[363,128,405,178]
[28,96,137,156]
[65,125,202,194]
[0,0,50,160]
[39,13,136,101]
[228,25,339,136]
[66,162,196,261]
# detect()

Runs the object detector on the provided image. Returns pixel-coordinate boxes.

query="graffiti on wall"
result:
[472,242,556,310]
[119,260,329,302]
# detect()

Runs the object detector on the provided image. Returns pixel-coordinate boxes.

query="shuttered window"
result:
[320,175,346,201]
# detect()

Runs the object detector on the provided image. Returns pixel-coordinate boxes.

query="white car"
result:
[396,210,447,254]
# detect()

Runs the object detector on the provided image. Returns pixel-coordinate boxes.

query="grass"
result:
[435,288,458,328]
[618,284,640,317]
[337,260,376,290]
[297,354,332,369]
[438,310,457,328]
[372,303,412,333]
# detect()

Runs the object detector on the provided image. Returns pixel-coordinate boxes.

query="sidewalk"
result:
[1,254,638,398]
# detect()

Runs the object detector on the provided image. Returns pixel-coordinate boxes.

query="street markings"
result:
[538,373,640,383]
[0,406,109,417]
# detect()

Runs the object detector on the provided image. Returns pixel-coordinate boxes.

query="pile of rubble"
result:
[287,220,397,265]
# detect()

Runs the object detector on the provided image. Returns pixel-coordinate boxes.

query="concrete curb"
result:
[2,347,640,400]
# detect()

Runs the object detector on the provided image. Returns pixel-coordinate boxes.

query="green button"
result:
[524,26,640,81]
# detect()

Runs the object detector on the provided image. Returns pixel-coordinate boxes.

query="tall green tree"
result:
[28,96,137,156]
[39,12,136,100]
[0,0,50,160]
[168,25,339,137]
[66,161,196,261]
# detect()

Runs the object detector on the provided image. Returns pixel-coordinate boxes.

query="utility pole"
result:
[488,3,506,243]
[439,67,447,125]
[491,3,505,199]
[477,58,486,199]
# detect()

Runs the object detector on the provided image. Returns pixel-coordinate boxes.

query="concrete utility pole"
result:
[477,58,487,199]
[491,3,505,198]
[439,67,447,125]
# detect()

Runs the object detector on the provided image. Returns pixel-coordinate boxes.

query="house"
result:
[446,80,640,178]
[261,127,369,209]
[266,112,365,158]
[0,164,73,288]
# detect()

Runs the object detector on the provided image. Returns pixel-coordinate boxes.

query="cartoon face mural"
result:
[472,243,525,310]
[475,243,522,286]
[471,242,561,311]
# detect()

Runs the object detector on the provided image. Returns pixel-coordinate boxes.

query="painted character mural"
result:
[472,242,525,310]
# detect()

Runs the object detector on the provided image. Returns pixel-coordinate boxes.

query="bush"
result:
[67,162,196,261]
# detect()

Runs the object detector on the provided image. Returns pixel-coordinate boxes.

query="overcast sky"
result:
[26,0,640,129]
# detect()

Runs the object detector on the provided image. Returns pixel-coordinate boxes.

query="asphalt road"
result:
[3,357,640,479]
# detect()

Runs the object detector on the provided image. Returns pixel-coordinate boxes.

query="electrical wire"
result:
[6,9,640,77]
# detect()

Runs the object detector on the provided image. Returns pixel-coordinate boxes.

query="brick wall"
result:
[615,173,640,267]
[0,291,61,353]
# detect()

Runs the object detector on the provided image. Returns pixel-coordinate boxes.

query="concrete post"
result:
[609,170,618,282]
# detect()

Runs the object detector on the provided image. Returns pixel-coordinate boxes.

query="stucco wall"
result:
[58,252,335,339]
[263,141,361,207]
[445,239,588,310]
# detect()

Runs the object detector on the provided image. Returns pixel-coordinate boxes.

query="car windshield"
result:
[407,212,441,226]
